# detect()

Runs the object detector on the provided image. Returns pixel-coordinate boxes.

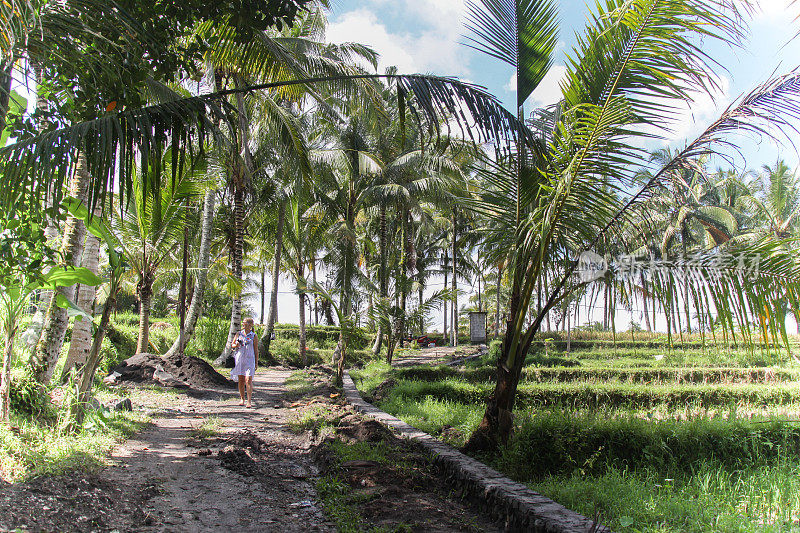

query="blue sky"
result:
[325,0,800,172]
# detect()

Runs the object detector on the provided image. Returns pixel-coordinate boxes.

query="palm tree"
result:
[750,160,800,240]
[118,156,205,353]
[460,0,800,451]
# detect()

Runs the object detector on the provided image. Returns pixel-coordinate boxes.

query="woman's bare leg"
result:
[246,376,253,407]
[238,376,246,405]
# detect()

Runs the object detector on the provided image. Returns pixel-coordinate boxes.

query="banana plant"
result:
[0,208,101,422]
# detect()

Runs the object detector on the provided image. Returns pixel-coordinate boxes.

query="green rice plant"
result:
[495,412,800,479]
[533,461,800,532]
[376,396,484,448]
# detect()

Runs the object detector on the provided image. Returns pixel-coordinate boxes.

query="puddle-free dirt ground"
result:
[0,367,499,532]
[1,369,332,532]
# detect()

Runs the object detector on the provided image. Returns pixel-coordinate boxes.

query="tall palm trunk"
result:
[263,199,286,356]
[312,256,319,325]
[335,199,357,384]
[641,272,652,332]
[166,190,216,357]
[61,227,101,379]
[397,210,409,350]
[451,209,458,347]
[495,264,502,339]
[372,206,388,355]
[443,257,448,340]
[135,271,154,354]
[298,263,307,366]
[219,185,245,364]
[219,83,252,365]
[260,261,267,324]
[31,155,89,384]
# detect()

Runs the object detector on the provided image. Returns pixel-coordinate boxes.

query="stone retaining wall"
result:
[343,372,610,533]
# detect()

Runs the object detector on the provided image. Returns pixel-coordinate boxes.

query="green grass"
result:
[351,339,800,532]
[379,377,800,411]
[535,462,800,532]
[0,408,148,481]
[188,416,223,439]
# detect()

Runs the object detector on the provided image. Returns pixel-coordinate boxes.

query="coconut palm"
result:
[118,155,206,354]
[461,0,800,451]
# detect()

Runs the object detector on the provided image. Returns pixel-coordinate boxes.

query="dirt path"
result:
[106,369,333,532]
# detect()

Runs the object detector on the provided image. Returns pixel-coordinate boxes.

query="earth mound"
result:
[108,352,235,389]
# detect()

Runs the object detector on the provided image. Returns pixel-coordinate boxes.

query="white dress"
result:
[230,330,256,378]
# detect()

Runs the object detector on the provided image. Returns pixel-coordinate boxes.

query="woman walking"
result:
[230,317,259,407]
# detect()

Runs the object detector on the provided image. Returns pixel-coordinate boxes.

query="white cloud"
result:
[750,0,798,21]
[528,65,568,106]
[662,75,732,144]
[505,73,517,93]
[506,65,568,106]
[327,10,418,73]
[327,3,471,76]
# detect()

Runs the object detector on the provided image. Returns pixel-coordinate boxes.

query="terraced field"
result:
[352,339,800,532]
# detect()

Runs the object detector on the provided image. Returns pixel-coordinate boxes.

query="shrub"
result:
[9,371,53,420]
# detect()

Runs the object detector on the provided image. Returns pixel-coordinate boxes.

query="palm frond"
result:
[0,73,531,212]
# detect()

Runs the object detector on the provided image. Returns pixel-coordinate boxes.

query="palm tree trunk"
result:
[263,199,286,356]
[298,264,307,366]
[1,324,17,422]
[443,258,448,340]
[61,227,101,379]
[260,261,267,324]
[136,276,153,354]
[219,186,245,364]
[372,206,388,355]
[451,209,458,347]
[312,257,319,326]
[166,189,216,357]
[69,291,115,431]
[495,264,501,339]
[641,272,652,332]
[31,154,89,384]
[398,210,408,348]
[418,286,424,335]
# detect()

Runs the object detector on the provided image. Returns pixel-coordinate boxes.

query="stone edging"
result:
[343,372,610,533]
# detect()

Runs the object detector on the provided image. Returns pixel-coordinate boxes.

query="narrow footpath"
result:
[105,368,333,532]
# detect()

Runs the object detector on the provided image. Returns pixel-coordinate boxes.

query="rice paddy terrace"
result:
[352,334,800,532]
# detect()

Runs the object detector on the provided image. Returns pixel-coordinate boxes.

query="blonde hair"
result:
[243,317,255,328]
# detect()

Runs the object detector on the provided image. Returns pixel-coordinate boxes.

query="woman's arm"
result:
[253,335,259,369]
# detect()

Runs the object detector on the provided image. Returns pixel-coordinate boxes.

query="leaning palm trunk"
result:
[31,155,89,384]
[263,200,286,357]
[61,228,101,379]
[165,189,216,358]
[68,291,115,431]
